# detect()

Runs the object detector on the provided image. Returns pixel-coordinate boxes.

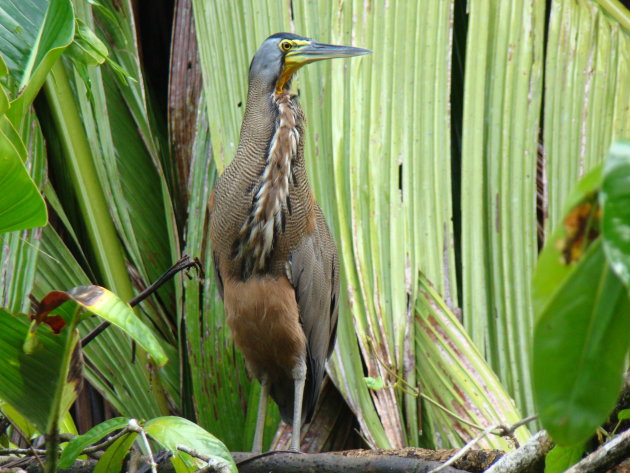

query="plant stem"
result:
[43,61,134,301]
[45,423,59,473]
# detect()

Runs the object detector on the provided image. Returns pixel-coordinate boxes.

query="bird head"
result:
[248,32,371,95]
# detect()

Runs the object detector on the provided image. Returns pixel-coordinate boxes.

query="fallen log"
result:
[1,451,471,473]
[232,451,471,473]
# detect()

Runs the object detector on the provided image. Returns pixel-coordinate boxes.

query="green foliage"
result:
[59,417,129,468]
[0,401,40,440]
[533,142,630,446]
[63,286,168,366]
[0,2,58,234]
[601,141,630,290]
[0,284,169,434]
[364,377,385,391]
[534,240,629,444]
[93,432,137,473]
[144,416,236,472]
[0,282,178,471]
[0,0,74,121]
[544,444,585,473]
[60,416,236,473]
[415,275,530,449]
[66,18,108,67]
[0,307,79,434]
[0,52,47,233]
[544,0,630,231]
[0,114,47,232]
[32,0,179,420]
[0,300,80,472]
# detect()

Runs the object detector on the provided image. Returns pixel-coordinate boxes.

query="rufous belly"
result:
[223,275,306,382]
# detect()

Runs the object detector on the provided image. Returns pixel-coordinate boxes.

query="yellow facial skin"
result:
[275,39,312,94]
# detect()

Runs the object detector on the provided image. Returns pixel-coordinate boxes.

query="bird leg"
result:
[252,378,270,453]
[291,357,307,452]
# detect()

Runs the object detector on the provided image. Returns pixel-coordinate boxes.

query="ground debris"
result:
[336,447,503,472]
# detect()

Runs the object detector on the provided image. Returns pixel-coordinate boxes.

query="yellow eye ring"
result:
[280,40,292,52]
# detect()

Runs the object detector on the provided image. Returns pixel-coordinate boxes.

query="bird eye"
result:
[280,40,292,52]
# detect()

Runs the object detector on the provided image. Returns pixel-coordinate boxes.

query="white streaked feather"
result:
[236,93,299,271]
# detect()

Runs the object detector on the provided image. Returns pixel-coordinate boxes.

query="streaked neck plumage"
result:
[233,78,305,277]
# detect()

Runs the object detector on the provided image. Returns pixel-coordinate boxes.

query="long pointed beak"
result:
[276,39,371,93]
[289,41,372,63]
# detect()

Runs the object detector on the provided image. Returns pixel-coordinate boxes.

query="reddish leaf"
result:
[559,193,601,264]
[32,290,71,333]
[32,286,107,334]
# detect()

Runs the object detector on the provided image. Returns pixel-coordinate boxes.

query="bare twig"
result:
[82,426,133,455]
[427,423,501,473]
[426,415,539,473]
[176,444,232,473]
[129,419,157,473]
[564,427,630,473]
[9,422,46,472]
[0,464,28,473]
[31,445,46,472]
[492,415,537,437]
[484,430,554,473]
[0,448,47,456]
[369,337,538,443]
[488,414,538,448]
[59,433,75,442]
[81,255,202,347]
[368,338,486,432]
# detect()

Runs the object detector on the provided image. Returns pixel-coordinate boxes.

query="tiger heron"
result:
[209,33,370,452]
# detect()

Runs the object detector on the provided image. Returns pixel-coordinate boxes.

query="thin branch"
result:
[487,415,539,449]
[1,425,135,465]
[81,427,132,454]
[370,336,537,442]
[564,427,630,473]
[367,337,487,432]
[7,427,46,472]
[81,255,202,347]
[484,430,554,473]
[31,445,46,472]
[418,392,487,432]
[0,448,47,455]
[129,420,157,473]
[427,416,540,473]
[492,415,538,436]
[427,423,501,473]
[176,445,233,473]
